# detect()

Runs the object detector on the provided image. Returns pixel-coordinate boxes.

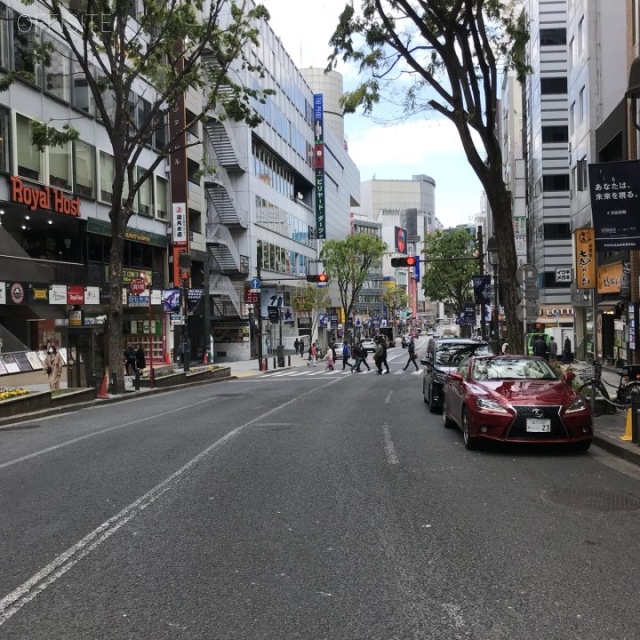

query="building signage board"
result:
[67,285,84,304]
[597,261,623,294]
[172,203,187,245]
[574,228,595,289]
[0,282,5,304]
[588,160,640,250]
[555,268,572,283]
[313,94,326,240]
[84,287,100,304]
[49,284,67,304]
[394,226,407,254]
[9,175,81,217]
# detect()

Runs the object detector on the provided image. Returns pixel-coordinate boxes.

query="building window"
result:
[99,151,114,202]
[44,37,71,102]
[155,175,168,220]
[541,126,568,143]
[137,167,153,216]
[568,37,574,69]
[569,102,576,134]
[542,174,570,192]
[16,114,42,181]
[153,113,167,150]
[540,77,567,94]
[540,28,566,46]
[0,5,10,70]
[579,86,586,123]
[578,157,588,191]
[49,139,72,190]
[0,106,10,173]
[72,61,95,114]
[544,223,570,240]
[73,140,95,198]
[13,18,41,86]
[578,17,585,56]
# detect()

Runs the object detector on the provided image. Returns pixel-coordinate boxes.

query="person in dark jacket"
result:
[563,337,573,364]
[124,345,137,375]
[380,338,390,374]
[135,345,146,371]
[533,335,549,361]
[403,338,419,371]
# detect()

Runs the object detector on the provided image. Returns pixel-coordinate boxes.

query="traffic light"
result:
[306,273,328,283]
[391,256,418,267]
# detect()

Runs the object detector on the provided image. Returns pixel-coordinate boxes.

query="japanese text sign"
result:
[574,227,595,289]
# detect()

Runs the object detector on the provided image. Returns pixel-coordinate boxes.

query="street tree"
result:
[422,229,476,335]
[14,0,271,392]
[381,285,408,327]
[320,234,387,334]
[292,284,330,345]
[328,0,528,350]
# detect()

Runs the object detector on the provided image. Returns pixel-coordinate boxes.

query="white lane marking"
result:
[382,423,399,465]
[0,376,342,626]
[0,396,217,471]
[384,391,393,404]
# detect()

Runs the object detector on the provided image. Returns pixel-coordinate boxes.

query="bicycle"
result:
[576,360,640,417]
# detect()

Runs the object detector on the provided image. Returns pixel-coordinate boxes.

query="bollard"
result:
[134,369,140,391]
[273,357,277,369]
[287,355,291,366]
[633,392,640,444]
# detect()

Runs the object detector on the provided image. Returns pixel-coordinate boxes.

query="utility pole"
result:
[257,241,263,364]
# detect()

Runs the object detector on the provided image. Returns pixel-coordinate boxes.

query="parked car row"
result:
[419,337,593,452]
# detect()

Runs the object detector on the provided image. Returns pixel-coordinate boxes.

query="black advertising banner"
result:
[472,275,491,304]
[588,160,640,251]
[313,94,326,239]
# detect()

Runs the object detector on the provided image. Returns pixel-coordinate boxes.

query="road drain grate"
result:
[543,488,640,512]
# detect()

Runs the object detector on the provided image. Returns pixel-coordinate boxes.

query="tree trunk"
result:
[108,217,126,394]
[486,181,524,353]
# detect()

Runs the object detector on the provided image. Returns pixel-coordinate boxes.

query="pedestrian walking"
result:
[549,336,558,362]
[294,338,300,356]
[352,341,370,372]
[373,338,384,374]
[299,339,305,358]
[135,345,146,372]
[45,345,63,390]
[403,338,419,371]
[325,344,336,370]
[563,337,573,364]
[308,342,317,367]
[381,337,390,373]
[533,334,549,361]
[342,342,353,370]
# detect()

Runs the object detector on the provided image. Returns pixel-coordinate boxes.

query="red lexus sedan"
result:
[442,355,593,451]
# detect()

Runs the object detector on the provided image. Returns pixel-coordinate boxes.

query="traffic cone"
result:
[97,373,109,399]
[621,408,633,441]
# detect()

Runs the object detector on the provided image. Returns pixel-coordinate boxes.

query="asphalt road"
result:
[1,350,640,639]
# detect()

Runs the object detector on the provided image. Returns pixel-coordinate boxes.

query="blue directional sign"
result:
[249,278,261,289]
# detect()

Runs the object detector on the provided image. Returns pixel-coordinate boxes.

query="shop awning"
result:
[597,299,625,310]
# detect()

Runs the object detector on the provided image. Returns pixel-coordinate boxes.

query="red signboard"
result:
[67,285,84,304]
[130,278,147,295]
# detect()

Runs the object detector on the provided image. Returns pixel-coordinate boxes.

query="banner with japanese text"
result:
[574,228,595,289]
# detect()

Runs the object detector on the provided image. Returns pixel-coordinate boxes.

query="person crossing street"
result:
[403,338,419,371]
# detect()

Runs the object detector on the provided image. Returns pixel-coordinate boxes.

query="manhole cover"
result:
[543,489,640,512]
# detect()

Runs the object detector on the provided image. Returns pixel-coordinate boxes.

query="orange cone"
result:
[621,408,633,441]
[97,373,109,399]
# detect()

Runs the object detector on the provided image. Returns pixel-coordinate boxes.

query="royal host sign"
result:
[9,175,81,216]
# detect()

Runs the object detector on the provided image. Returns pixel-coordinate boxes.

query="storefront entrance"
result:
[66,326,106,389]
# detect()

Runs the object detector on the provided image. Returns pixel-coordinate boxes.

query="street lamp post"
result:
[487,236,500,353]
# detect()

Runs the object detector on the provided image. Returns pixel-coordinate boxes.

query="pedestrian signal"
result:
[391,256,418,267]
[307,273,329,283]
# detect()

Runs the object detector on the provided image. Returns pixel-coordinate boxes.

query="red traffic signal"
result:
[391,256,418,267]
[307,273,328,283]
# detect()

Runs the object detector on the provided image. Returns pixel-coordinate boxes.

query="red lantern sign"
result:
[130,278,147,295]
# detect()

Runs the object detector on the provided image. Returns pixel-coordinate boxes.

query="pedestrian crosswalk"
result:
[259,368,422,378]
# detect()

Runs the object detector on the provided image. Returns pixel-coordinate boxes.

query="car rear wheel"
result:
[462,409,478,450]
[428,383,439,414]
[442,404,454,429]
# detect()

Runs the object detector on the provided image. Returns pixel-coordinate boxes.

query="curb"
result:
[592,434,640,466]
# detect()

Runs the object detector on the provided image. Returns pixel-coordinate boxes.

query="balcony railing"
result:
[0,255,86,285]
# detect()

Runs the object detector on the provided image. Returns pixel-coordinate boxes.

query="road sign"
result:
[249,278,261,289]
[516,263,538,286]
[516,302,540,322]
[129,278,147,295]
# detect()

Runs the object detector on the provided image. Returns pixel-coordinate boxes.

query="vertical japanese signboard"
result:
[313,94,326,239]
[588,160,640,251]
[574,227,595,289]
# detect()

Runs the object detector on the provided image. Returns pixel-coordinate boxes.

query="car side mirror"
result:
[448,372,463,382]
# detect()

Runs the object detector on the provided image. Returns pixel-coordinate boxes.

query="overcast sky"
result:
[261,0,485,229]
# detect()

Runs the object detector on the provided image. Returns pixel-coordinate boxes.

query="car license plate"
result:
[526,418,551,433]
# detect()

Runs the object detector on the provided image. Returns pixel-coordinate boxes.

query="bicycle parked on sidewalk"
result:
[575,360,640,417]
